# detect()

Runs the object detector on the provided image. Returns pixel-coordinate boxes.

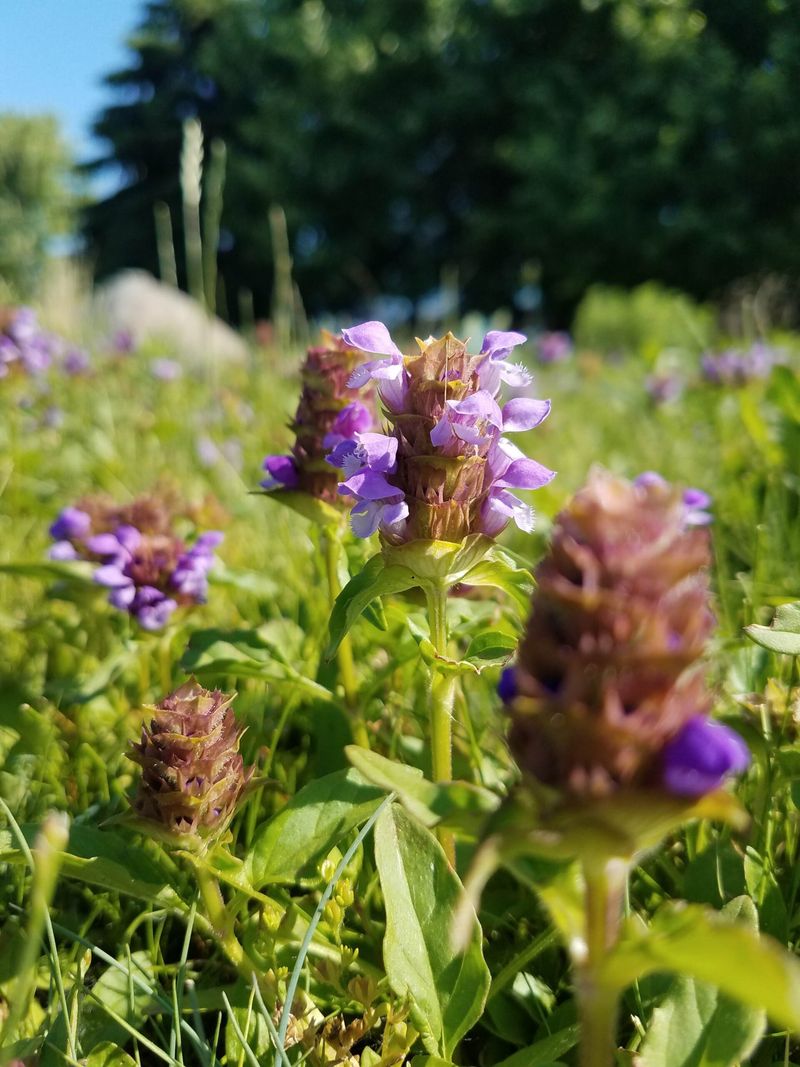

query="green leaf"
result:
[460,552,533,613]
[326,554,418,658]
[85,1044,138,1067]
[2,825,183,910]
[464,630,518,663]
[209,562,279,600]
[382,534,494,583]
[0,560,96,584]
[637,898,765,1067]
[602,899,800,1032]
[257,488,343,526]
[346,745,500,830]
[180,627,336,706]
[494,1024,580,1067]
[80,952,159,1053]
[374,804,490,1058]
[745,602,800,655]
[245,768,384,885]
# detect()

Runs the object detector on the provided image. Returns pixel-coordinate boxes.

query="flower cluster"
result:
[0,307,57,377]
[499,470,748,798]
[700,343,783,386]
[128,680,253,839]
[49,493,223,630]
[328,322,555,541]
[536,331,573,364]
[261,330,375,504]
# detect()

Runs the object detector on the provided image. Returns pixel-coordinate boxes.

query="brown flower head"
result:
[128,680,253,839]
[503,469,720,797]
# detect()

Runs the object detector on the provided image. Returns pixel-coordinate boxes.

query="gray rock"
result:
[95,270,248,365]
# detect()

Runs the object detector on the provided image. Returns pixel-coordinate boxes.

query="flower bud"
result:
[128,680,253,840]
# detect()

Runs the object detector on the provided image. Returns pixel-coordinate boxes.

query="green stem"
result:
[323,529,369,747]
[196,865,248,974]
[576,861,626,1067]
[425,581,456,866]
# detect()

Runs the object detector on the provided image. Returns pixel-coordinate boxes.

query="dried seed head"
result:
[128,679,253,840]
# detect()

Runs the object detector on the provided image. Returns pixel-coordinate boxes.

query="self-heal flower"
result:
[48,493,223,631]
[335,322,554,543]
[501,469,748,798]
[260,331,376,504]
[128,679,253,840]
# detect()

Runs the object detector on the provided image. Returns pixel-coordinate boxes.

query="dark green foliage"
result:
[84,0,800,322]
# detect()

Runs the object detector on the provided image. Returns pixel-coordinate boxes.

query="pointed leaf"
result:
[602,899,800,1032]
[637,897,765,1067]
[374,804,490,1058]
[346,745,500,829]
[246,768,384,885]
[326,554,418,658]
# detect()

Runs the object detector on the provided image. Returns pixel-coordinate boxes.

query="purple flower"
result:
[662,717,750,796]
[151,358,182,381]
[497,666,517,703]
[50,507,91,542]
[536,331,573,365]
[49,540,79,561]
[646,373,683,405]
[339,469,408,538]
[339,323,554,542]
[322,400,373,449]
[480,439,556,535]
[261,454,299,490]
[635,473,712,527]
[63,348,90,375]
[326,431,398,477]
[132,587,178,631]
[112,329,135,354]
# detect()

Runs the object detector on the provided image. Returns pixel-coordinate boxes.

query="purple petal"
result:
[663,717,750,796]
[87,533,127,558]
[480,331,527,360]
[109,584,137,609]
[480,488,535,536]
[114,525,142,552]
[497,666,517,703]
[430,415,456,448]
[501,397,551,432]
[326,439,360,472]
[261,454,298,490]
[448,392,504,428]
[94,565,133,589]
[339,470,402,501]
[193,530,224,551]
[342,321,402,357]
[48,540,78,561]
[635,471,668,490]
[684,488,712,510]
[350,500,384,538]
[136,596,178,631]
[380,500,409,531]
[50,507,92,542]
[322,400,373,447]
[494,457,556,491]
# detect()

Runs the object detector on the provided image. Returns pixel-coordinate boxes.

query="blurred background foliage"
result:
[0,116,76,303]
[4,0,800,326]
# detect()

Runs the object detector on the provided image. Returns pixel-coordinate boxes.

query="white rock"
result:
[94,270,248,365]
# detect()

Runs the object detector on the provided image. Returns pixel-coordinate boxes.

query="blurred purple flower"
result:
[536,331,573,364]
[151,358,182,381]
[63,348,91,375]
[261,454,299,490]
[662,717,750,795]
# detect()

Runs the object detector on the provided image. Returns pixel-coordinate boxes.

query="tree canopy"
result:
[83,0,800,323]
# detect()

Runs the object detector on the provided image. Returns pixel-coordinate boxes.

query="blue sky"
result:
[3,1,143,172]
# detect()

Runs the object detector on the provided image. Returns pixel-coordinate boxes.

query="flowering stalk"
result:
[328,321,554,853]
[322,528,369,748]
[261,332,378,742]
[494,470,749,1065]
